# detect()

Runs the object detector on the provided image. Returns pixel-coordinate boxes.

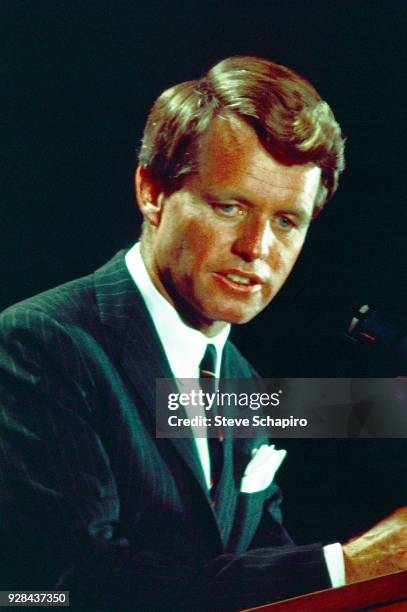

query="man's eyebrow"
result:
[276,207,312,221]
[202,191,252,205]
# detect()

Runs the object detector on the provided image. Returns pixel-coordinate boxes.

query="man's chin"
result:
[213,306,264,326]
[224,312,261,326]
[178,297,267,332]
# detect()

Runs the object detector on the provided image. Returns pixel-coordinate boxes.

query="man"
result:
[0,56,405,610]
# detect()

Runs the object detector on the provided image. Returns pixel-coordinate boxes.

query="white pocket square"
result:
[240,444,287,493]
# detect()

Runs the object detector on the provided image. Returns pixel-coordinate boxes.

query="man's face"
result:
[142,117,321,336]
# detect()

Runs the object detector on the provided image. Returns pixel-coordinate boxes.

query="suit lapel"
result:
[93,251,217,509]
[121,323,211,500]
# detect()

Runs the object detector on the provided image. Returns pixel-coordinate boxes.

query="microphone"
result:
[347,304,407,367]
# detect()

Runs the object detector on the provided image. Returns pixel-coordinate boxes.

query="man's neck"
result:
[139,237,228,338]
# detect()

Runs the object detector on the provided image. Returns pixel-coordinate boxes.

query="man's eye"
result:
[276,216,296,230]
[213,204,243,217]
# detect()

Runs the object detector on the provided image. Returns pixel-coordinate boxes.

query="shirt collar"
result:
[125,242,230,379]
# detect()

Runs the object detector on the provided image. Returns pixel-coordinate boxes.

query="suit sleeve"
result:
[0,307,331,611]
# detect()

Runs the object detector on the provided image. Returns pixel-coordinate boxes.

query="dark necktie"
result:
[199,344,223,498]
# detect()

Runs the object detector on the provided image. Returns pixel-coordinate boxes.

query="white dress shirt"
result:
[124,242,344,588]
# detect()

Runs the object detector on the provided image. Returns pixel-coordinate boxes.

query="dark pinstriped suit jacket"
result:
[0,251,330,610]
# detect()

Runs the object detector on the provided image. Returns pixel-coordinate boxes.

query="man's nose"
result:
[232,216,274,262]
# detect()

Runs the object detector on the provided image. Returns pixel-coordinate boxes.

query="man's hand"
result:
[343,507,407,584]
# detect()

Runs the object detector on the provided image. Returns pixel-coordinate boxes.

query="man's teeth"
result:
[226,273,252,285]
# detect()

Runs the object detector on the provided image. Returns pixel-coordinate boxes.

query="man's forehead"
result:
[196,114,260,170]
[194,115,321,197]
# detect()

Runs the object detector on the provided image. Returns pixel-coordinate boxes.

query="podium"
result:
[243,570,407,611]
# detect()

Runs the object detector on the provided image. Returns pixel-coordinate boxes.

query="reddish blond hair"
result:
[139,56,345,213]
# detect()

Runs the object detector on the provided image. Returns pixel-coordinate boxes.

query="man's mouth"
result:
[213,270,266,293]
[225,273,253,285]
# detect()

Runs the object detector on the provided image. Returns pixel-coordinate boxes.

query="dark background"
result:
[1,1,406,544]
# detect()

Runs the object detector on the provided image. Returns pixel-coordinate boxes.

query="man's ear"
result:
[135,165,165,227]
